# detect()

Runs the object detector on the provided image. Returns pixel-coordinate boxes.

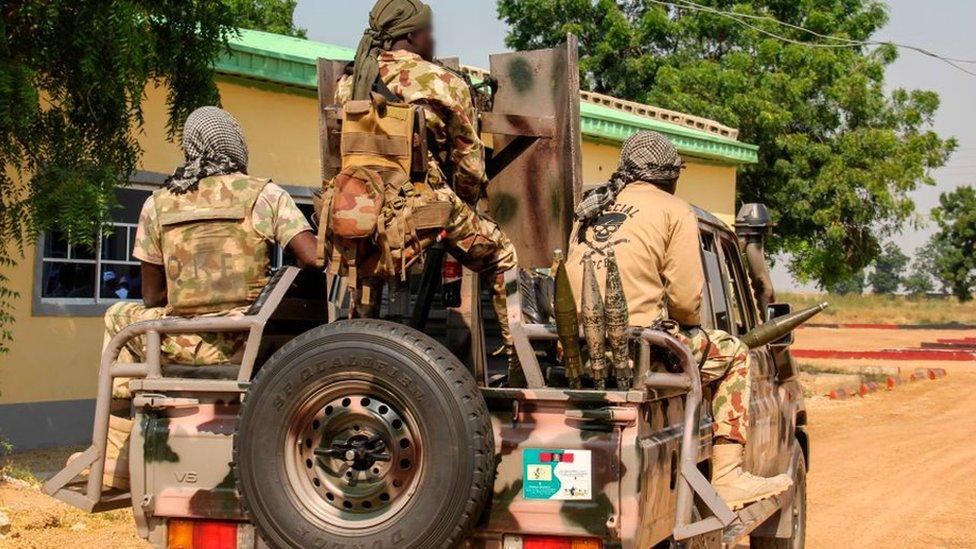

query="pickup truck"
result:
[44,39,810,549]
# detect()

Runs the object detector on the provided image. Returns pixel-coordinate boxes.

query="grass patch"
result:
[780,292,976,325]
[799,363,889,384]
[2,445,85,485]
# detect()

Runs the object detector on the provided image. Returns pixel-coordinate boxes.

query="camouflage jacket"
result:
[336,50,488,205]
[134,175,312,315]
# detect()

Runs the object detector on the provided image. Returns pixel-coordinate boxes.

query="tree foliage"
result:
[0,2,239,353]
[928,186,976,302]
[227,0,306,37]
[826,270,865,296]
[868,241,908,294]
[902,267,934,297]
[497,0,956,287]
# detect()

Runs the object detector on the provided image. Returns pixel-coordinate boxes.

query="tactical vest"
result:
[155,174,271,316]
[318,93,451,307]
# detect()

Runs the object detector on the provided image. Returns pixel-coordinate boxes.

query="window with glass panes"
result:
[39,185,315,308]
[40,187,151,304]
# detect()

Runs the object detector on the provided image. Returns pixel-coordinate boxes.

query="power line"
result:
[646,0,976,78]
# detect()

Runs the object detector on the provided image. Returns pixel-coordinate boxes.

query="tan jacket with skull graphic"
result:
[566,182,704,327]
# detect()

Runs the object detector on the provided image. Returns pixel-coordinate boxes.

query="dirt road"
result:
[805,366,976,548]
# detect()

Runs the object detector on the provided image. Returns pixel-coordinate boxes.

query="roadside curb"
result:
[814,367,948,400]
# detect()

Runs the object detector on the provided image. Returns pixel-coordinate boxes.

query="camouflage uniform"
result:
[337,50,518,343]
[105,175,312,397]
[675,327,751,445]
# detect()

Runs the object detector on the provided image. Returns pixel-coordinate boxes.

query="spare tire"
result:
[234,320,494,548]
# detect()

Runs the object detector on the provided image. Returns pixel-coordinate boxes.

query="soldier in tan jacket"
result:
[87,107,319,490]
[567,131,791,510]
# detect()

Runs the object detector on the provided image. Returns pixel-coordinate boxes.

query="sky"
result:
[293,1,976,291]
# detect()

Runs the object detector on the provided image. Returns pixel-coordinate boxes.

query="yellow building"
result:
[0,30,757,449]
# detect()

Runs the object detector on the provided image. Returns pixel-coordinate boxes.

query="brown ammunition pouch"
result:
[317,93,450,307]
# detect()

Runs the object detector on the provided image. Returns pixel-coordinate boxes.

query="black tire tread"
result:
[233,319,494,549]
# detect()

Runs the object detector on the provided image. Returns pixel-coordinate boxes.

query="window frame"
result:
[716,234,759,334]
[32,170,315,318]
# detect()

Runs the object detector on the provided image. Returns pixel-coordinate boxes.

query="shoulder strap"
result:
[373,75,398,103]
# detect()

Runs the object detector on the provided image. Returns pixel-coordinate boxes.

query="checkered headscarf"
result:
[165,107,249,194]
[574,131,683,222]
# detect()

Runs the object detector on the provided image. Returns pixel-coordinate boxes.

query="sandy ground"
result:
[2,328,973,548]
[795,327,976,352]
[805,366,976,548]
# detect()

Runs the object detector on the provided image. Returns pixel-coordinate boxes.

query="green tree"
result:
[497,0,956,287]
[929,186,976,302]
[0,2,238,353]
[227,0,306,37]
[902,268,934,297]
[868,241,908,294]
[915,237,952,295]
[826,270,865,296]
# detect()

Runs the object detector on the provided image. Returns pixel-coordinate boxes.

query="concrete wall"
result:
[0,77,740,448]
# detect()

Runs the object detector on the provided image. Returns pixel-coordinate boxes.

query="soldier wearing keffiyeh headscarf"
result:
[566,130,793,509]
[84,107,321,491]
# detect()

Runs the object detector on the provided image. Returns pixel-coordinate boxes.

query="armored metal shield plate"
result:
[487,37,583,268]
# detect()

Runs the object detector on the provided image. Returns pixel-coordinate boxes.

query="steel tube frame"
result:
[45,267,302,514]
[506,271,735,541]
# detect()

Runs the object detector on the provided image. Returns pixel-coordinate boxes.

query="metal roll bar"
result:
[503,269,737,540]
[43,267,301,516]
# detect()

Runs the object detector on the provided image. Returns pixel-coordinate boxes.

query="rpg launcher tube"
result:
[741,302,829,349]
[604,250,633,389]
[554,255,585,390]
[581,256,609,390]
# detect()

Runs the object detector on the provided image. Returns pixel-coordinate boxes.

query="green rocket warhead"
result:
[604,249,632,389]
[741,302,829,349]
[553,250,584,389]
[581,255,609,390]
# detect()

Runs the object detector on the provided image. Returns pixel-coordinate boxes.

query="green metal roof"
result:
[218,29,758,165]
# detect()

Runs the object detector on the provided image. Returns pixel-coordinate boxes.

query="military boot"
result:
[68,415,132,491]
[711,442,792,510]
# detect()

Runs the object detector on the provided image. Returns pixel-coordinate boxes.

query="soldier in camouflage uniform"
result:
[336,0,520,380]
[567,131,791,509]
[92,107,318,489]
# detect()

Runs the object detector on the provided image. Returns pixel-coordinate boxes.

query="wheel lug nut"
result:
[345,450,356,461]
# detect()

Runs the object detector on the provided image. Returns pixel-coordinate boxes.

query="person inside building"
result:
[566,131,792,510]
[87,106,318,490]
[333,0,520,381]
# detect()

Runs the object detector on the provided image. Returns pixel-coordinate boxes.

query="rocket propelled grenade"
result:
[604,250,633,389]
[581,256,609,390]
[553,251,585,389]
[741,302,829,349]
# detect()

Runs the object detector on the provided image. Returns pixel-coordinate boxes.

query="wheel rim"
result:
[283,379,423,529]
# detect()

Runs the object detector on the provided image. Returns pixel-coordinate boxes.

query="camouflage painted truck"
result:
[45,39,818,549]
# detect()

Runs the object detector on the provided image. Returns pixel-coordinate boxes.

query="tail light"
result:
[168,519,252,549]
[505,535,603,549]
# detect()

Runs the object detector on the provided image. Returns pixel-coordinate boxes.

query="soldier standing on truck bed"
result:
[83,107,319,490]
[566,131,792,510]
[332,0,520,381]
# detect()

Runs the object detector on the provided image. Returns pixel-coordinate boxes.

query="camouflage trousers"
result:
[675,328,751,445]
[103,302,247,398]
[358,183,518,346]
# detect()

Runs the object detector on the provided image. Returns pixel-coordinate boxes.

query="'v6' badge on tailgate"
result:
[522,449,592,500]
